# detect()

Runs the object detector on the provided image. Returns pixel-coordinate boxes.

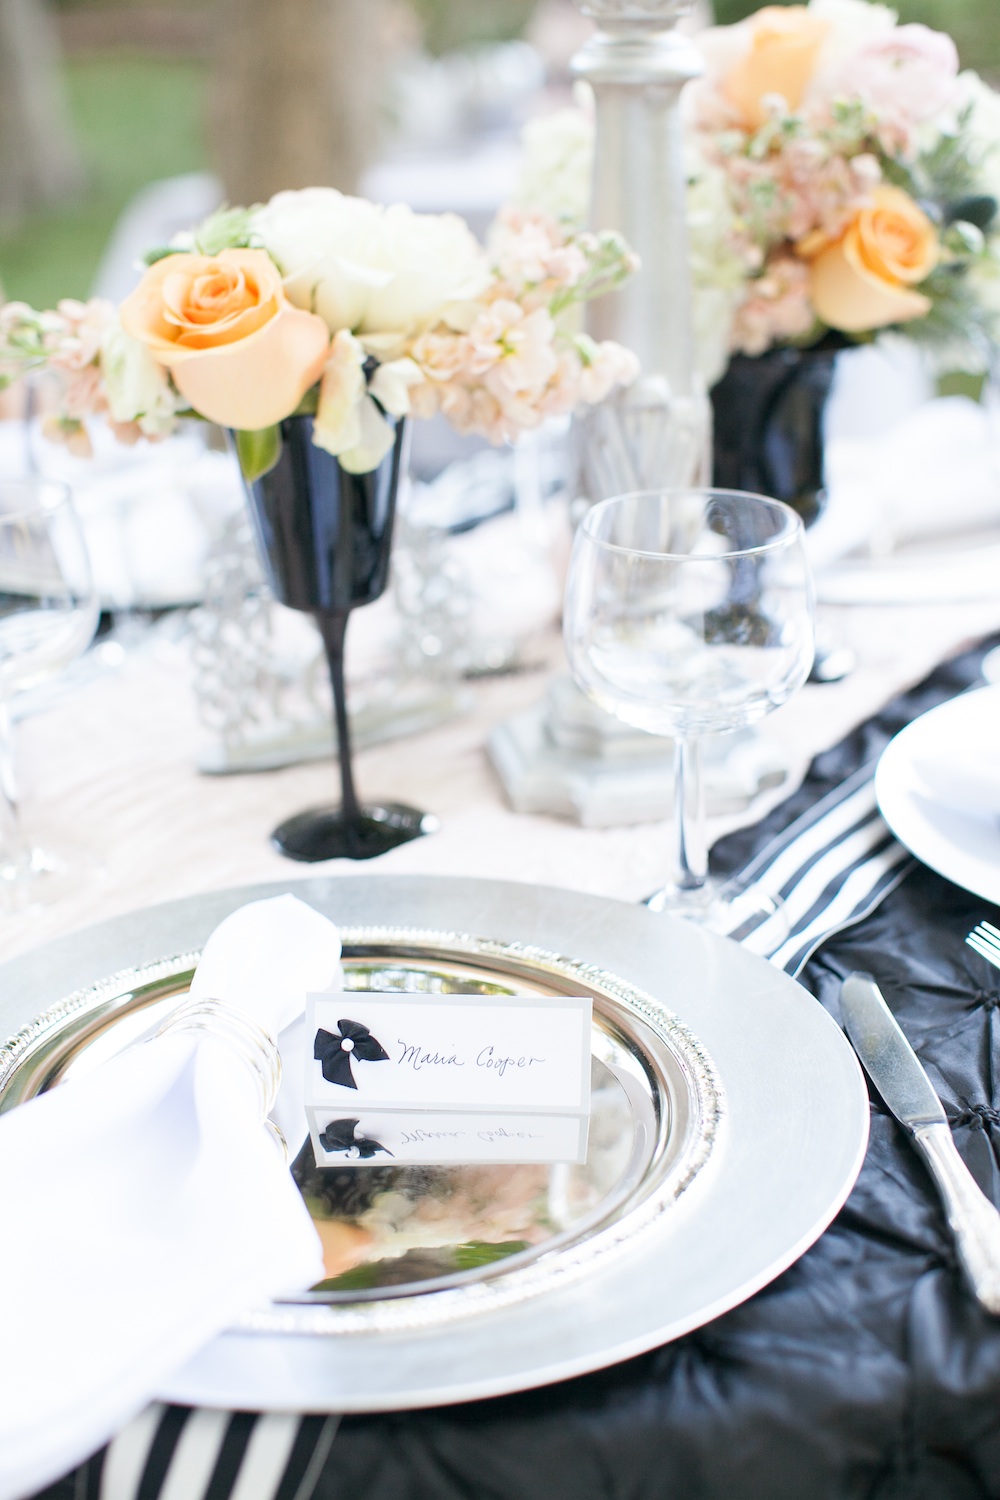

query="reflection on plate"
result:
[0,876,869,1412]
[876,685,1000,906]
[0,929,721,1334]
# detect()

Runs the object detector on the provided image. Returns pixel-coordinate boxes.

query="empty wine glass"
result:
[564,488,814,926]
[0,478,99,903]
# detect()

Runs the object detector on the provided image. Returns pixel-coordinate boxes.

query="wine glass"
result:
[0,478,99,903]
[564,488,814,926]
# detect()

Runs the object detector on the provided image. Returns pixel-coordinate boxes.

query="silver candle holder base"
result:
[488,675,788,828]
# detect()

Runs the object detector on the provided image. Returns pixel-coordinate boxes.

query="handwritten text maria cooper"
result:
[392,1040,545,1077]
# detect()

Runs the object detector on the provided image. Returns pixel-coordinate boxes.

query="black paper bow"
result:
[314,1019,389,1089]
[319,1118,392,1159]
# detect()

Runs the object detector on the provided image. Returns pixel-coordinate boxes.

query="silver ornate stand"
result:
[488,674,788,827]
[190,511,473,775]
[570,0,711,503]
[488,1,743,824]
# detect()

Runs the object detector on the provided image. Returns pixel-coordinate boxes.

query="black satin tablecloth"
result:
[41,638,1000,1500]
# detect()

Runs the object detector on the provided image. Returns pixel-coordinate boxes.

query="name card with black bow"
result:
[305,992,592,1166]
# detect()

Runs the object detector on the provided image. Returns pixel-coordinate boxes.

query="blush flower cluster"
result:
[0,190,640,473]
[687,0,999,361]
[517,0,1000,380]
[377,209,640,450]
[0,298,177,456]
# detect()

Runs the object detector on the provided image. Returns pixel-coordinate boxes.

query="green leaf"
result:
[194,205,258,256]
[142,245,183,267]
[234,425,281,482]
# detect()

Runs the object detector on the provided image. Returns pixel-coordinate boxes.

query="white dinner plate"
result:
[0,876,868,1412]
[816,538,1000,606]
[876,685,1000,907]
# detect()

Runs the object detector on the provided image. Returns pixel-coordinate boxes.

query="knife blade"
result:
[841,972,1000,1316]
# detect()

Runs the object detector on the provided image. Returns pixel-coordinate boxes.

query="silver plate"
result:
[0,875,869,1411]
[0,928,722,1336]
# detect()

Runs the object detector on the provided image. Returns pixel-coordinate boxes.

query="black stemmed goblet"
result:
[240,414,435,862]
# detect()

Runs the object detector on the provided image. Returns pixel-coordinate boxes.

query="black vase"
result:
[241,413,434,862]
[711,335,846,528]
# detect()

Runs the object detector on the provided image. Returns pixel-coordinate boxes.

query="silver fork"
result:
[966,921,1000,969]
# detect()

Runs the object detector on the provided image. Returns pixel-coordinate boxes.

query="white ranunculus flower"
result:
[804,0,897,108]
[251,188,490,349]
[808,0,896,64]
[100,316,177,436]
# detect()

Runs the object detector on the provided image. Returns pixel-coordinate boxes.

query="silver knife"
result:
[841,972,1000,1316]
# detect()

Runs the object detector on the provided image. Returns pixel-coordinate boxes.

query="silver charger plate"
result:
[0,875,869,1411]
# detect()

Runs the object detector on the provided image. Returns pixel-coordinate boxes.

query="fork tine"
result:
[969,921,1000,949]
[966,932,1000,971]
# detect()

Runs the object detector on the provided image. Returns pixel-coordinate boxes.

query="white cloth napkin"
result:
[0,895,340,1500]
[807,395,1000,572]
[913,751,1000,823]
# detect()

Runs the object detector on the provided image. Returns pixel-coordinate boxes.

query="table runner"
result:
[34,636,1000,1500]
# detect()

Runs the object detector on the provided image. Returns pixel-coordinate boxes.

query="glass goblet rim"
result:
[578,488,805,564]
[0,476,75,527]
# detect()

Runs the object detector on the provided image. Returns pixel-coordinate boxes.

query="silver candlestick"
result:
[570,0,711,503]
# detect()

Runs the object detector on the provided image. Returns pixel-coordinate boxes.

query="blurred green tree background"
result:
[1,0,998,309]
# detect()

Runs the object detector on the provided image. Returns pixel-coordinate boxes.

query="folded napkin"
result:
[0,894,340,1500]
[807,396,1000,572]
[720,763,912,976]
[913,751,1000,822]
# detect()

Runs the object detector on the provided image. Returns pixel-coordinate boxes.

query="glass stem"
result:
[0,700,28,869]
[672,735,707,893]
[317,610,362,827]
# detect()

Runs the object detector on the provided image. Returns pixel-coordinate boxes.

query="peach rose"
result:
[723,6,830,130]
[807,186,938,333]
[119,249,330,430]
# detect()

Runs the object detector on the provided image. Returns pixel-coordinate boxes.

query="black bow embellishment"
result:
[314,1019,389,1089]
[319,1118,392,1159]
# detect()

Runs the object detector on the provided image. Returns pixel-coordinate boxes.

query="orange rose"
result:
[119,249,330,430]
[806,186,938,334]
[724,6,830,130]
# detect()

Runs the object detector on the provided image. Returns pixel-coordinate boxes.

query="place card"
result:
[303,991,593,1165]
[307,1109,590,1166]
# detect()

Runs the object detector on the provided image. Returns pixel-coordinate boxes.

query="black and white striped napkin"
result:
[59,1407,339,1500]
[719,761,912,976]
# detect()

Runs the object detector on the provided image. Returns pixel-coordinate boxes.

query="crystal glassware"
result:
[564,488,814,925]
[0,478,99,902]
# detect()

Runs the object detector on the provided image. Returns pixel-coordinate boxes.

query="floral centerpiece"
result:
[517,0,999,518]
[0,189,638,478]
[0,188,640,863]
[689,0,1000,372]
[521,0,1000,381]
